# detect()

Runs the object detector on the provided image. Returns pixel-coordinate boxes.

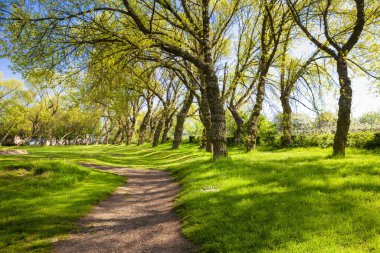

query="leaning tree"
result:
[0,0,243,158]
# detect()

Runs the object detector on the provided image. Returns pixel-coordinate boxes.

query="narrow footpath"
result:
[54,164,194,253]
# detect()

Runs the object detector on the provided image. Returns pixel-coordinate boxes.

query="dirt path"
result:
[54,164,194,253]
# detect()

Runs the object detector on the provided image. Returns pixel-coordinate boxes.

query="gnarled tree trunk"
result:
[198,91,213,152]
[228,106,244,145]
[246,72,266,151]
[204,71,228,158]
[127,118,136,145]
[280,94,292,147]
[161,116,173,144]
[113,126,123,144]
[152,117,164,147]
[201,0,227,158]
[138,110,151,145]
[172,92,194,149]
[333,58,352,157]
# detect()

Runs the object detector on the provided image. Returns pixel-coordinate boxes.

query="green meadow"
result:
[1,144,380,252]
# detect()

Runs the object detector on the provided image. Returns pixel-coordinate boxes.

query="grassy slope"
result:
[0,159,124,252]
[1,144,380,252]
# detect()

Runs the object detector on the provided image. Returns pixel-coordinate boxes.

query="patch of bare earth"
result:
[0,149,28,155]
[54,164,195,253]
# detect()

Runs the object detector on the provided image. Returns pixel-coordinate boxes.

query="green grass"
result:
[1,144,380,252]
[0,159,124,252]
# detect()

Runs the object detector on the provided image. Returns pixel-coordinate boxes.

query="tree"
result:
[286,0,367,157]
[246,0,287,151]
[224,5,261,145]
[1,0,241,159]
[277,22,321,147]
[172,91,194,149]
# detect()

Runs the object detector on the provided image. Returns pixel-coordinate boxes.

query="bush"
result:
[347,131,374,148]
[289,131,380,149]
[364,133,380,149]
[257,116,279,146]
[291,133,334,148]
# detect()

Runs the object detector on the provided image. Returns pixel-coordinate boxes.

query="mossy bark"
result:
[172,92,194,149]
[280,94,292,147]
[333,58,352,157]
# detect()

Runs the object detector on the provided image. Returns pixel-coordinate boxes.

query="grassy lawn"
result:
[0,158,124,252]
[1,144,380,252]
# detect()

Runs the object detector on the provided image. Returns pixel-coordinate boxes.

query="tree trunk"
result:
[152,117,164,147]
[333,58,352,157]
[138,104,152,145]
[149,117,157,143]
[228,106,244,145]
[246,73,266,151]
[198,91,213,152]
[202,0,227,159]
[113,126,122,144]
[104,132,109,144]
[280,94,292,147]
[120,124,127,144]
[172,92,194,149]
[161,116,172,144]
[127,118,136,145]
[74,134,80,145]
[200,128,207,149]
[0,124,16,146]
[0,133,10,146]
[204,71,228,158]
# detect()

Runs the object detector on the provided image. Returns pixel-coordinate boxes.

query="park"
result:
[1,0,380,252]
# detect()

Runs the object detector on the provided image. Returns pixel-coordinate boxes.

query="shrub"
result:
[257,116,279,146]
[291,133,334,148]
[364,133,380,149]
[347,131,374,148]
[289,131,380,149]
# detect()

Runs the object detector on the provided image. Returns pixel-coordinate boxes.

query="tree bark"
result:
[138,112,150,144]
[161,116,173,144]
[198,91,213,152]
[152,117,164,147]
[0,124,15,145]
[246,8,271,152]
[280,94,292,147]
[172,92,194,149]
[201,0,227,158]
[138,100,152,145]
[228,105,244,145]
[204,71,228,158]
[0,133,10,146]
[127,117,136,145]
[113,126,122,144]
[333,58,352,157]
[246,72,266,151]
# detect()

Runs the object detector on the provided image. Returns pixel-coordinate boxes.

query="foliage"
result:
[289,131,380,150]
[347,131,375,149]
[290,133,334,148]
[364,133,380,150]
[257,115,279,146]
[314,111,337,133]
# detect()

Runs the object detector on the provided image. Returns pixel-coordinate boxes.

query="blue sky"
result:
[0,58,22,79]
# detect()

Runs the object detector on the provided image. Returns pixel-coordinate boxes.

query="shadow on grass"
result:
[167,150,380,252]
[1,144,380,252]
[0,161,124,252]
